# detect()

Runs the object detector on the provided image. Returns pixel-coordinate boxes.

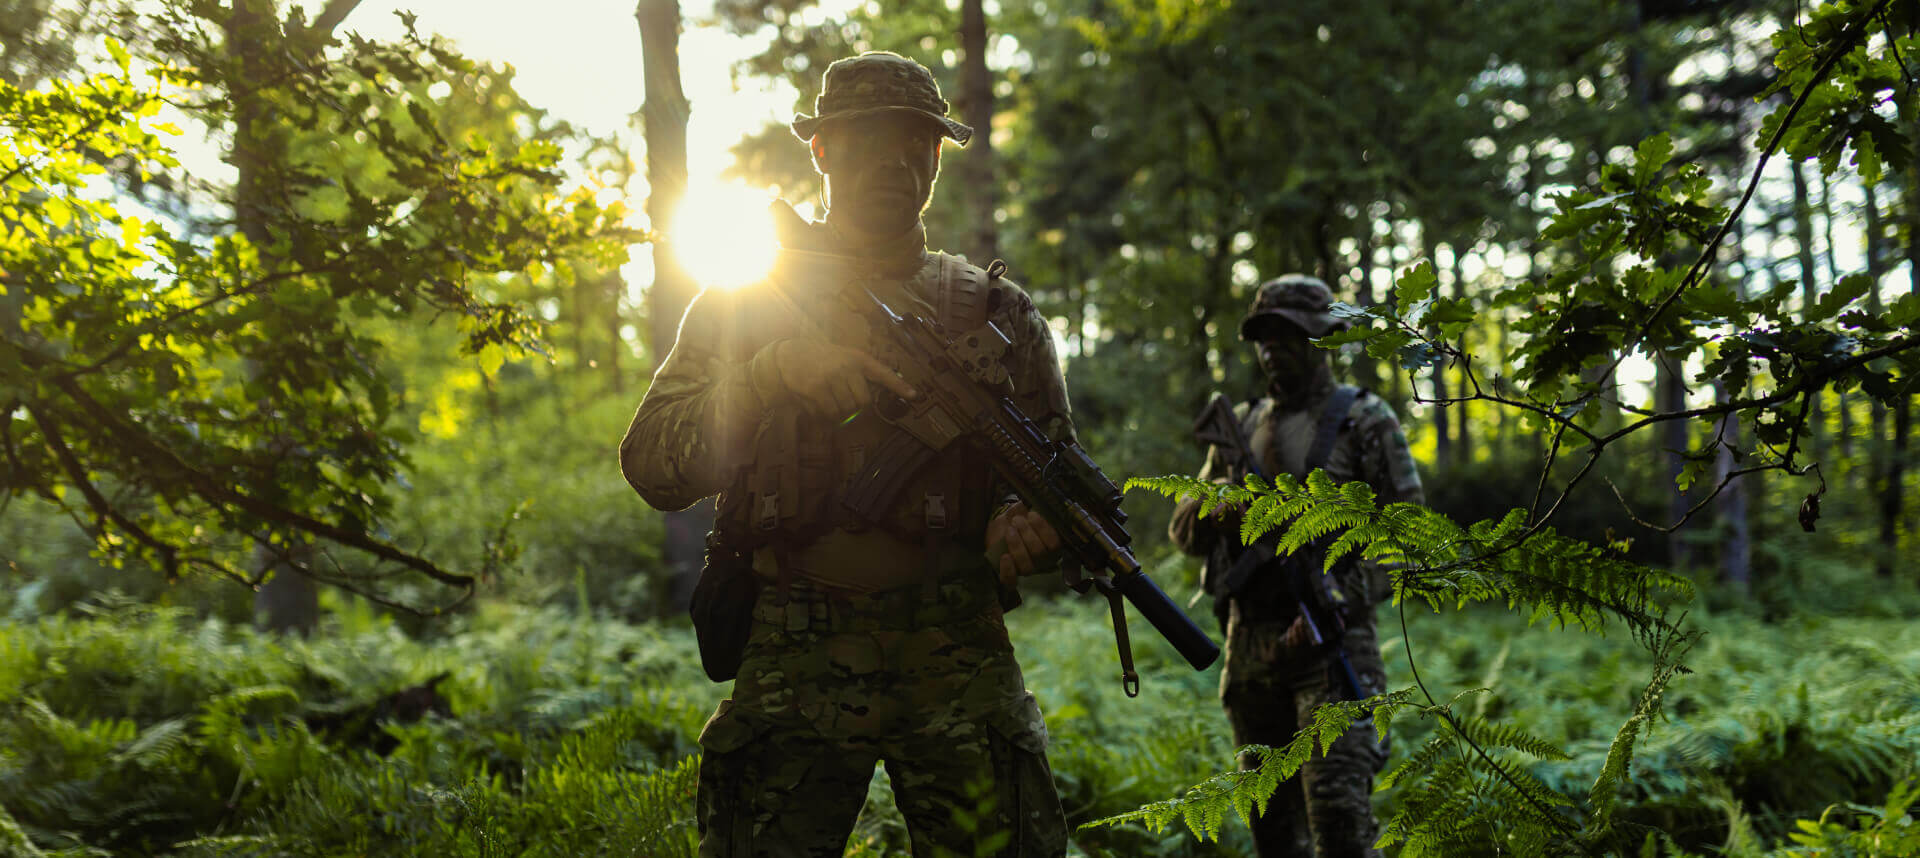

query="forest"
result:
[2,0,1918,855]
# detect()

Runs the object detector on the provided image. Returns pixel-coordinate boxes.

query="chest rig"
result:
[715,250,1008,558]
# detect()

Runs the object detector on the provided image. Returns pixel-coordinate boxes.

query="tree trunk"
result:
[231,0,318,635]
[1713,388,1751,593]
[1657,352,1689,571]
[1885,97,1920,577]
[1451,240,1470,464]
[1888,165,1917,577]
[1381,212,1405,408]
[1865,182,1891,575]
[1819,172,1851,462]
[605,270,626,393]
[1430,241,1451,470]
[1719,152,1753,592]
[959,0,996,263]
[1353,219,1378,392]
[637,0,708,612]
[1791,159,1823,459]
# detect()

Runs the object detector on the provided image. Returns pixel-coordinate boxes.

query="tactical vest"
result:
[714,251,1007,562]
[1207,385,1371,623]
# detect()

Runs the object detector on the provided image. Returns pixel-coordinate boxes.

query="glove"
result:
[748,337,919,420]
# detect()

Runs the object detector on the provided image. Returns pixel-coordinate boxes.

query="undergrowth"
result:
[2,572,1917,856]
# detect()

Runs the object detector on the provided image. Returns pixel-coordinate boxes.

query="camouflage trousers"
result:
[1221,613,1389,858]
[695,581,1068,858]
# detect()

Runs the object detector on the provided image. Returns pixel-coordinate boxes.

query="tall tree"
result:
[1864,180,1894,576]
[226,0,360,633]
[4,1,622,615]
[958,0,995,262]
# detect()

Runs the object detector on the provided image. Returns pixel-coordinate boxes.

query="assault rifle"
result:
[1191,392,1365,701]
[767,246,1220,696]
[860,282,1218,695]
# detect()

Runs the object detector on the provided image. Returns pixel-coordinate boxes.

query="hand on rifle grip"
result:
[987,500,1063,589]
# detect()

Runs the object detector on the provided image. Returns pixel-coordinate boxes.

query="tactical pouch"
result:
[689,530,758,683]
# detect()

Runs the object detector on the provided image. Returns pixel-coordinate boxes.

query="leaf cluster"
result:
[2,8,631,610]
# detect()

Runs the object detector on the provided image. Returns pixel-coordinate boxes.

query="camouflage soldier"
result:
[621,51,1071,857]
[1167,275,1425,858]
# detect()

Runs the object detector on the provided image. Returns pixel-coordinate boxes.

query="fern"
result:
[1128,471,1693,644]
[1083,690,1415,840]
[1123,469,1708,855]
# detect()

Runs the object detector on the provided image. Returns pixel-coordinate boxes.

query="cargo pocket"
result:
[983,694,1068,858]
[695,699,766,857]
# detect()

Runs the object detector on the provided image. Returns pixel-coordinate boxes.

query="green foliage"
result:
[1085,691,1412,842]
[1783,778,1920,857]
[1130,470,1693,638]
[0,601,709,856]
[1123,466,1709,852]
[1,8,632,612]
[1099,4,1920,847]
[8,594,1918,856]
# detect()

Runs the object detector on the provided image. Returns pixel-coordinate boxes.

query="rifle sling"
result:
[1307,386,1362,475]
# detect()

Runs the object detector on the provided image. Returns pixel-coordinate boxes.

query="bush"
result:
[4,573,1918,856]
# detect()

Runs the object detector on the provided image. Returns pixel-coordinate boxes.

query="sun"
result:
[670,182,779,290]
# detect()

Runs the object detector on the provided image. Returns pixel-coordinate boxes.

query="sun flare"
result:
[670,182,779,290]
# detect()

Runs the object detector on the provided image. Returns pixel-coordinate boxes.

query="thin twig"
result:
[1597,0,1894,390]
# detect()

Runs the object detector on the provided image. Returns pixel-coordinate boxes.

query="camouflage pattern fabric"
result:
[621,213,1072,856]
[1239,274,1350,340]
[1222,619,1390,857]
[791,51,973,144]
[1167,363,1425,858]
[619,220,1073,519]
[697,575,1066,857]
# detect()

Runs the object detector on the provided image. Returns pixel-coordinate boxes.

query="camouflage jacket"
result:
[1167,365,1424,611]
[620,217,1074,593]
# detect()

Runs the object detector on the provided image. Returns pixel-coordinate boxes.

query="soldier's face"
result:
[1255,326,1317,381]
[818,112,942,234]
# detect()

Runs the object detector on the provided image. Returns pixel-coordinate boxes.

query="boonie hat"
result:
[791,51,973,145]
[1239,274,1350,340]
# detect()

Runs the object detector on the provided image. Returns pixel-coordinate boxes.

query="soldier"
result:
[1167,275,1425,858]
[621,52,1071,857]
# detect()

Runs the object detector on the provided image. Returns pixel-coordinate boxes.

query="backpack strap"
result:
[1306,386,1363,474]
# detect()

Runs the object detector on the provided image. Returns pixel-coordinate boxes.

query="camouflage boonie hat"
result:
[1239,274,1349,340]
[791,51,973,145]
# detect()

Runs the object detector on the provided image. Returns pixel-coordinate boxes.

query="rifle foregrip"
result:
[1114,570,1221,670]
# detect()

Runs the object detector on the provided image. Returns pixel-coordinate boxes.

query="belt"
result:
[750,571,998,633]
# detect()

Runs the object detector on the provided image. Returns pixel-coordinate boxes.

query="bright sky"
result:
[337,0,802,289]
[337,0,795,176]
[154,0,805,288]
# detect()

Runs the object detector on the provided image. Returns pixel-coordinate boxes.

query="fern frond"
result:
[1381,734,1451,791]
[1448,713,1572,761]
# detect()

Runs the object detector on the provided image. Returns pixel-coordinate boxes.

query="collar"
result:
[822,213,928,277]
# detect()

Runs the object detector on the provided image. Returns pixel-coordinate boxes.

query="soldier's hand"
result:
[1206,476,1249,523]
[987,501,1062,589]
[1283,616,1314,650]
[750,337,919,420]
